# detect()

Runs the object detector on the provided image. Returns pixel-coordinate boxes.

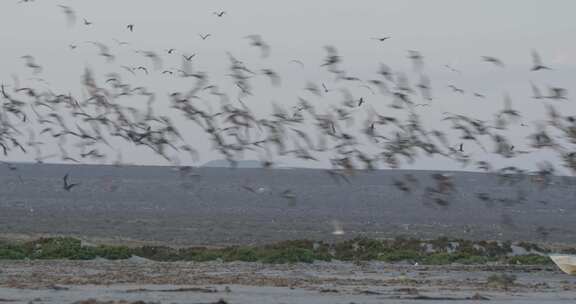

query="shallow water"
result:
[1,164,576,246]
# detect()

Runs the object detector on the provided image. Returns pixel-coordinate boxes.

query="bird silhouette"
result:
[331,220,345,235]
[481,56,505,68]
[126,24,134,32]
[245,35,270,58]
[531,50,551,71]
[21,55,42,74]
[289,59,305,68]
[62,173,80,191]
[183,54,196,61]
[58,5,76,27]
[372,36,391,42]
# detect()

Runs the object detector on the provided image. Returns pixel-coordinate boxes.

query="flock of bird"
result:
[1,3,575,231]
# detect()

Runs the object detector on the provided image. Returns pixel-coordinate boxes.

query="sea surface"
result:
[1,163,575,245]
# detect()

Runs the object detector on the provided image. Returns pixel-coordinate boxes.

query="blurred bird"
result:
[372,36,391,42]
[245,35,270,58]
[331,220,345,235]
[531,50,551,71]
[481,56,505,67]
[62,173,80,191]
[58,5,76,27]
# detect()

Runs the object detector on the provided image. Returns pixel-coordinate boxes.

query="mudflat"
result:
[0,259,575,303]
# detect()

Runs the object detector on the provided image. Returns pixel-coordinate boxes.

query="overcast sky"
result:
[1,0,575,171]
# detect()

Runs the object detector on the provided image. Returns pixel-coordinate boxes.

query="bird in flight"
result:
[199,33,211,40]
[87,41,115,63]
[136,66,149,74]
[183,53,196,61]
[213,11,225,17]
[83,18,92,26]
[408,50,424,70]
[21,55,42,74]
[290,59,305,68]
[261,69,281,86]
[126,24,134,32]
[372,36,391,42]
[245,35,270,58]
[58,5,76,27]
[481,56,505,68]
[448,85,464,94]
[331,220,345,235]
[113,39,130,46]
[531,50,551,71]
[62,173,80,191]
[547,87,568,100]
[531,82,543,99]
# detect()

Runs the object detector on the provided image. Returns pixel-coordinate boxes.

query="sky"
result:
[1,0,575,171]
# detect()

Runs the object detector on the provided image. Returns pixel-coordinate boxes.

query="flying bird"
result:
[126,24,134,32]
[261,69,281,86]
[408,50,424,70]
[245,35,270,58]
[87,41,115,62]
[136,66,149,74]
[62,173,80,191]
[113,39,130,46]
[199,33,211,40]
[331,220,345,235]
[58,5,76,27]
[289,60,305,68]
[21,55,42,74]
[531,82,543,99]
[183,53,196,61]
[416,74,432,100]
[547,87,568,100]
[83,18,92,26]
[213,11,225,17]
[137,50,163,70]
[531,50,551,71]
[448,85,464,94]
[481,56,505,67]
[372,36,391,42]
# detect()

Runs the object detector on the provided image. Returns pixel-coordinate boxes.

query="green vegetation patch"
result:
[0,237,559,265]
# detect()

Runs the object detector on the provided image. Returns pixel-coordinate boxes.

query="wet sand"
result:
[1,259,575,303]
